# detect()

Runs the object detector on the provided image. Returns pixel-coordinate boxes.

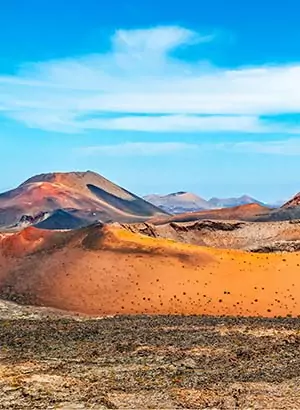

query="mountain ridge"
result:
[144,192,210,214]
[144,191,266,214]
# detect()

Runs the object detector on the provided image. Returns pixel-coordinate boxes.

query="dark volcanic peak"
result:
[35,209,93,230]
[282,192,300,208]
[167,191,188,197]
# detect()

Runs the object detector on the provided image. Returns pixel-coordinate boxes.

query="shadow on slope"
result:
[87,184,166,217]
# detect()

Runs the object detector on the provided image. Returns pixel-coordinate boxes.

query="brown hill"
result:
[151,203,270,225]
[1,223,300,317]
[0,171,166,228]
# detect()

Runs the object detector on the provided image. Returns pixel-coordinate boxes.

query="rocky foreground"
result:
[1,301,300,409]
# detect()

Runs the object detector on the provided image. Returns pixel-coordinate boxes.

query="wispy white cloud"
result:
[80,142,199,156]
[1,25,300,133]
[112,26,211,53]
[75,114,265,133]
[78,139,300,156]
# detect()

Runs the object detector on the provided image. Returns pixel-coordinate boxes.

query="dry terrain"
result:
[1,301,300,409]
[1,203,300,409]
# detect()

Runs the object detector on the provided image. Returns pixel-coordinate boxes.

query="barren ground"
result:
[1,301,300,409]
[126,219,300,251]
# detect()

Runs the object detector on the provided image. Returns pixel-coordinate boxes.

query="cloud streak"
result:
[78,139,300,156]
[1,25,300,133]
[80,142,199,156]
[227,138,300,156]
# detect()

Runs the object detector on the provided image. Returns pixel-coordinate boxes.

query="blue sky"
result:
[1,0,300,202]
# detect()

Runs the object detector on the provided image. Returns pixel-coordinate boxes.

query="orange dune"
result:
[0,226,59,257]
[0,224,300,317]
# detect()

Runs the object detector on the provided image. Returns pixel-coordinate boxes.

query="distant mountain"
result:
[144,192,211,214]
[144,192,267,215]
[208,195,265,209]
[266,200,286,209]
[0,171,167,230]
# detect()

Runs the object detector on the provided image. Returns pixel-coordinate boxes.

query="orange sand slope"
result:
[1,224,300,317]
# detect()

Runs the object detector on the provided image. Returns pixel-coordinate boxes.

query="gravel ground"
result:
[124,220,300,252]
[1,302,300,409]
